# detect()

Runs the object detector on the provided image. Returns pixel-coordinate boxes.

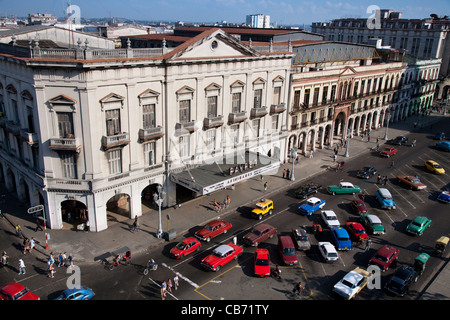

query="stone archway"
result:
[141,183,160,214]
[106,193,131,224]
[61,200,88,230]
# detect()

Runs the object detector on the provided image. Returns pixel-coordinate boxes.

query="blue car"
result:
[55,287,95,300]
[298,197,326,215]
[437,191,450,203]
[436,141,450,152]
[434,132,446,140]
[376,188,396,210]
[330,226,353,251]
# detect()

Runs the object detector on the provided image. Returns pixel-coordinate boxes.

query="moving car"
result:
[396,175,427,190]
[406,216,432,236]
[385,266,418,297]
[54,287,95,300]
[360,214,385,235]
[298,197,326,215]
[357,166,377,179]
[380,147,398,157]
[195,219,232,242]
[251,198,274,220]
[201,242,243,272]
[318,242,339,262]
[350,199,368,215]
[294,183,321,199]
[292,227,311,250]
[390,136,408,145]
[327,182,361,195]
[278,236,298,266]
[369,245,399,271]
[437,191,450,203]
[345,221,369,242]
[434,132,446,140]
[170,237,201,259]
[436,140,450,151]
[254,248,270,277]
[0,283,40,300]
[330,226,353,251]
[424,160,445,174]
[321,210,340,228]
[333,267,370,300]
[375,188,396,210]
[242,223,277,246]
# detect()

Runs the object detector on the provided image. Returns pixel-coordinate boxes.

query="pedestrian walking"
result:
[160,286,166,300]
[365,239,372,252]
[383,176,388,185]
[58,252,65,267]
[376,136,380,143]
[35,218,43,232]
[174,275,179,290]
[18,259,26,275]
[286,169,290,179]
[282,169,286,179]
[47,261,55,278]
[296,156,299,164]
[29,238,35,254]
[390,160,395,168]
[264,182,268,191]
[15,225,23,238]
[377,175,381,184]
[260,174,263,181]
[333,154,337,162]
[367,135,370,142]
[1,251,9,267]
[167,278,173,294]
[67,253,74,269]
[309,150,313,158]
[22,237,30,254]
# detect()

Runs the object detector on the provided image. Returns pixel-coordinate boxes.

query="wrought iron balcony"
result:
[101,132,130,150]
[250,106,268,119]
[175,120,197,133]
[203,115,224,130]
[270,103,287,115]
[50,136,81,152]
[139,126,164,142]
[228,111,247,124]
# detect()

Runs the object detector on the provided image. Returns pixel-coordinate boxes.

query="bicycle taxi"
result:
[414,253,430,276]
[435,236,449,257]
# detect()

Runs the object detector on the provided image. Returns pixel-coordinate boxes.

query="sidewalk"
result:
[1,112,449,298]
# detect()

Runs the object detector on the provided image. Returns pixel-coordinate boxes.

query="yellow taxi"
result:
[251,198,274,220]
[425,160,445,174]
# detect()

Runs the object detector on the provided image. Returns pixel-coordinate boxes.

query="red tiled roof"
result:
[176,26,298,35]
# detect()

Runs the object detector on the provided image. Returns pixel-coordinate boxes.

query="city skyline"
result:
[0,0,449,26]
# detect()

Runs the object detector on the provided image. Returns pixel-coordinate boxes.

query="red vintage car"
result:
[201,242,243,272]
[254,248,270,277]
[170,237,201,259]
[194,219,232,242]
[350,199,368,215]
[0,283,40,300]
[369,245,399,271]
[242,223,277,246]
[380,147,398,158]
[345,222,369,242]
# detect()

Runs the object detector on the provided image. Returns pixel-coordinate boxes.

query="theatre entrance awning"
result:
[170,151,280,195]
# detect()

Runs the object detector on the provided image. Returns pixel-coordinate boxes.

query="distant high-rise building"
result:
[246,14,270,28]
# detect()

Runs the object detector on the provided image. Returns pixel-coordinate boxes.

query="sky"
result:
[1,0,449,26]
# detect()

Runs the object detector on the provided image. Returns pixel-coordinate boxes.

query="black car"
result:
[357,166,377,179]
[390,136,408,145]
[384,266,418,297]
[294,183,321,199]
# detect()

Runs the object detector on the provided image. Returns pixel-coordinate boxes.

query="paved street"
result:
[1,112,449,303]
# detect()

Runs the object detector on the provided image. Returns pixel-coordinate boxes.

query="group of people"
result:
[160,275,179,300]
[213,195,231,212]
[377,175,389,185]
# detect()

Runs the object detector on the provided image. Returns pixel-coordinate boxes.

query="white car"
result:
[333,267,370,300]
[318,242,339,262]
[320,210,340,228]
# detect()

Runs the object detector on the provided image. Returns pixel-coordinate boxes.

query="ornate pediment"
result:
[99,93,124,111]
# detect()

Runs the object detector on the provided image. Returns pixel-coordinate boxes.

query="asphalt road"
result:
[2,118,449,302]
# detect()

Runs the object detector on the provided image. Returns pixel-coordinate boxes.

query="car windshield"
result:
[328,252,338,258]
[354,229,365,234]
[412,222,423,227]
[252,230,262,236]
[411,179,420,184]
[204,225,214,231]
[341,279,356,288]
[374,254,388,262]
[355,203,364,207]
[175,242,187,250]
[283,248,296,256]
[255,259,269,266]
[297,235,308,241]
[434,164,442,168]
[13,288,29,300]
[327,216,337,220]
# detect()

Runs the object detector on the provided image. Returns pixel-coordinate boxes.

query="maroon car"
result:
[194,219,232,242]
[242,224,277,246]
[369,245,399,271]
[350,199,368,215]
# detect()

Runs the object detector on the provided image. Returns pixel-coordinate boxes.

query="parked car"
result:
[278,235,298,266]
[437,191,450,203]
[369,245,399,271]
[350,199,368,215]
[327,182,361,195]
[357,166,377,179]
[434,132,446,140]
[380,147,398,157]
[254,248,270,277]
[0,283,40,300]
[345,221,369,242]
[201,242,243,272]
[294,183,321,199]
[170,237,201,259]
[333,267,370,300]
[321,210,340,228]
[384,266,418,297]
[330,226,353,251]
[396,175,427,190]
[318,242,339,262]
[375,188,396,210]
[390,136,408,145]
[195,219,232,242]
[54,287,95,300]
[251,198,274,220]
[425,160,445,174]
[242,223,277,246]
[360,214,385,235]
[406,216,432,236]
[298,197,326,215]
[436,140,450,151]
[291,227,311,250]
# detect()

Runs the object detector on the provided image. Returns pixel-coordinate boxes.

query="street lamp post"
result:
[383,112,391,140]
[290,148,296,181]
[153,184,165,239]
[344,130,350,157]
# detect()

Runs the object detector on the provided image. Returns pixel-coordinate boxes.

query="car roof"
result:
[254,223,274,231]
[256,198,272,205]
[0,283,26,295]
[367,214,382,223]
[377,188,392,197]
[322,210,336,216]
[340,182,354,187]
[214,244,233,255]
[307,197,321,203]
[332,227,349,236]
[319,242,337,252]
[279,235,295,247]
[412,216,429,223]
[293,227,307,236]
[377,245,397,256]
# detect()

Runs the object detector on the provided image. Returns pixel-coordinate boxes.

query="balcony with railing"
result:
[228,111,247,124]
[270,103,287,115]
[250,106,268,119]
[101,132,130,150]
[139,126,164,142]
[203,115,224,130]
[50,136,81,152]
[175,121,197,133]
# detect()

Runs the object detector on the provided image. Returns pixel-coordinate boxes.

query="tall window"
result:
[205,129,216,150]
[230,125,239,145]
[179,100,191,124]
[11,99,19,124]
[142,104,156,129]
[303,89,310,106]
[232,93,241,113]
[144,142,155,166]
[57,112,74,138]
[322,86,328,104]
[179,135,190,158]
[272,115,279,130]
[105,109,120,136]
[252,119,260,137]
[207,96,218,117]
[108,149,122,175]
[273,87,281,105]
[293,90,301,109]
[313,88,319,105]
[253,89,262,108]
[61,153,77,179]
